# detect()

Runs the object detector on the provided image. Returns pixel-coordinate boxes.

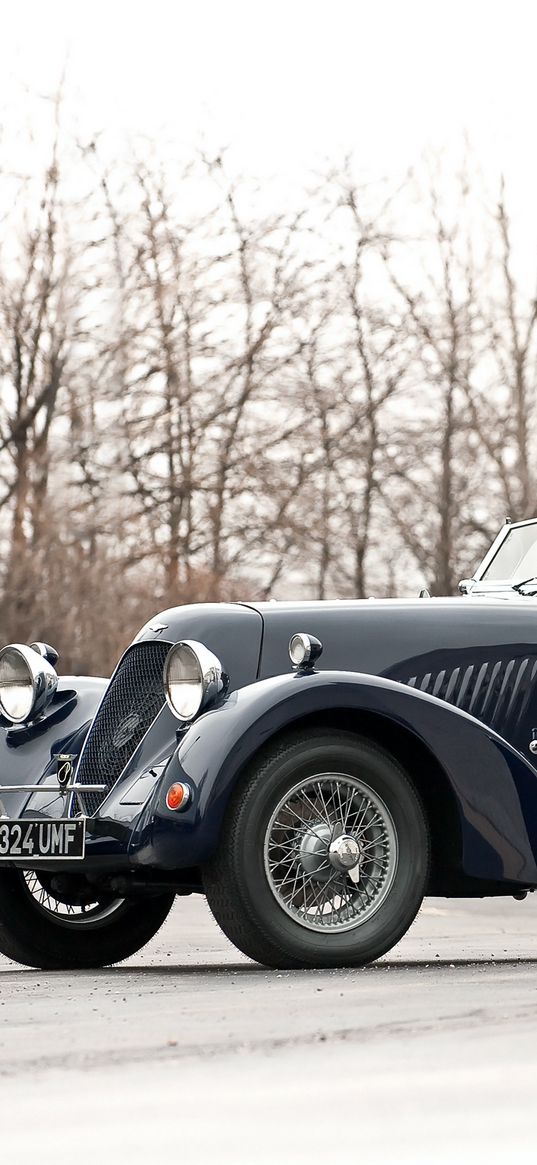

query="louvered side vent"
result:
[406,655,537,738]
[74,641,171,816]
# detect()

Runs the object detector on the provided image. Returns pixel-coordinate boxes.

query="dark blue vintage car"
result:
[2,516,537,970]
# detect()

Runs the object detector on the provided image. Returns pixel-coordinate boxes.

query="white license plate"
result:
[0,819,86,860]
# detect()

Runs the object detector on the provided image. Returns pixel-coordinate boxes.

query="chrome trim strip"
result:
[0,783,107,794]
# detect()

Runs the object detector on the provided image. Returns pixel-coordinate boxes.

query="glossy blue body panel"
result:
[138,671,537,887]
[3,595,537,892]
[253,598,537,760]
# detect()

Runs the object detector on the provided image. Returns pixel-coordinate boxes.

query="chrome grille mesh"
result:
[75,641,170,816]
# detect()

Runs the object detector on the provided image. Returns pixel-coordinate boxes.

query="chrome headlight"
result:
[163,640,227,723]
[0,644,58,724]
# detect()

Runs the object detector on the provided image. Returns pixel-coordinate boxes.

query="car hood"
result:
[246,596,537,680]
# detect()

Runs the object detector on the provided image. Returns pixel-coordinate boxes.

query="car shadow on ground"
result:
[107,956,537,976]
[3,955,537,977]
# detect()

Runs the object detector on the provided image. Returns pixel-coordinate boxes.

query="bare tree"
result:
[2,109,537,672]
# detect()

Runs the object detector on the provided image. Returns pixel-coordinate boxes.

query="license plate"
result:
[0,819,86,860]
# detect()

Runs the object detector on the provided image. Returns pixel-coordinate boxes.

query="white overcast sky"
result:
[1,0,537,279]
[2,0,536,185]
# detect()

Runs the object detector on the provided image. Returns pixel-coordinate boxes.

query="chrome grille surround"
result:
[74,641,171,816]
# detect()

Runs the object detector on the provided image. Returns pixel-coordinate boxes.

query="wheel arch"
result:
[224,706,463,895]
[164,670,537,890]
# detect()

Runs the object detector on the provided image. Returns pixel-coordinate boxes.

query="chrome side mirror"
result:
[458,578,477,595]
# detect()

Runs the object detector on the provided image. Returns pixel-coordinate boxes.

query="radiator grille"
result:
[75,641,171,815]
[404,654,537,738]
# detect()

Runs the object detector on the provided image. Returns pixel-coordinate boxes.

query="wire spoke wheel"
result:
[204,732,429,968]
[264,772,398,933]
[22,871,124,928]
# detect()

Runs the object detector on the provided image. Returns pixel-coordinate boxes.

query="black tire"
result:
[203,730,430,969]
[0,869,175,970]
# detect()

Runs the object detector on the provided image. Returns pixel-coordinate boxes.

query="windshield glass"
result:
[481,524,537,582]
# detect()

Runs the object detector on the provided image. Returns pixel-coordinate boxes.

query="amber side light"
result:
[165,782,191,811]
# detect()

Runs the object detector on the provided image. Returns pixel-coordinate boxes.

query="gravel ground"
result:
[2,894,537,1164]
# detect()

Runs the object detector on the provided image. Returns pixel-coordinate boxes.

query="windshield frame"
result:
[473,518,537,586]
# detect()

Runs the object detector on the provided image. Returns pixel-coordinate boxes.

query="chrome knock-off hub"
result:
[298,826,362,882]
[328,834,361,873]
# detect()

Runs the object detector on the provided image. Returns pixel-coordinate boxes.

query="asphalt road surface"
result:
[2,894,537,1165]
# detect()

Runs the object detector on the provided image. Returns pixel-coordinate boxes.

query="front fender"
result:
[143,670,537,886]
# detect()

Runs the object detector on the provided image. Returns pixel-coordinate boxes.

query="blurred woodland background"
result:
[2,101,536,674]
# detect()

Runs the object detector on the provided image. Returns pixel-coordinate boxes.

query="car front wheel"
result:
[0,868,175,969]
[204,730,430,968]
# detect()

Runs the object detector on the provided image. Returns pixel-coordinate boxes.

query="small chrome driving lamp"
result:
[288,633,323,671]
